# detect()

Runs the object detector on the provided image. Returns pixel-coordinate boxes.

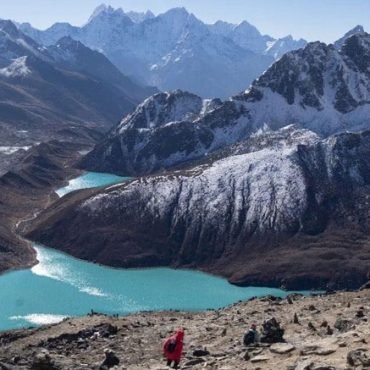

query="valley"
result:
[0,3,369,369]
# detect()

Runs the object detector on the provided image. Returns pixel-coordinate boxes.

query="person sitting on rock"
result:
[163,328,185,369]
[260,317,285,343]
[243,323,260,346]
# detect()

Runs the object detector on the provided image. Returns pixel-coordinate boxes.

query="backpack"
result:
[243,330,256,346]
[165,339,177,353]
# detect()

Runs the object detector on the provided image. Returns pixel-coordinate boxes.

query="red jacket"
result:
[163,330,184,362]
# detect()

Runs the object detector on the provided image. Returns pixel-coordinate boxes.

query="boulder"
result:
[31,350,58,370]
[99,349,120,370]
[347,349,370,366]
[250,355,270,363]
[300,340,337,356]
[270,343,295,354]
[260,318,285,343]
[334,318,352,332]
[294,359,336,370]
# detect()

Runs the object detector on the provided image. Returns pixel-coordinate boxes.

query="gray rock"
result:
[300,343,337,356]
[250,355,270,363]
[99,349,120,370]
[347,349,370,366]
[334,318,352,332]
[270,343,295,354]
[193,348,210,357]
[31,350,58,370]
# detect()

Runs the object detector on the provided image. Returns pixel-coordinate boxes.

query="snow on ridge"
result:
[0,56,31,78]
[81,126,322,233]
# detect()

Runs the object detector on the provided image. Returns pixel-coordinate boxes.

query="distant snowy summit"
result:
[18,4,307,98]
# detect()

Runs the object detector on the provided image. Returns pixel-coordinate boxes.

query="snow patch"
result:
[0,56,31,78]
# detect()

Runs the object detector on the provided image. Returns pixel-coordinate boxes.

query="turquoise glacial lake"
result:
[0,245,306,331]
[56,171,129,197]
[0,172,311,331]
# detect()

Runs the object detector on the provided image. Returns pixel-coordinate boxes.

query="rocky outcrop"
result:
[1,290,370,369]
[82,33,370,176]
[28,127,370,289]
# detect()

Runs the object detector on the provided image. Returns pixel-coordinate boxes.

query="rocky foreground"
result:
[1,290,370,369]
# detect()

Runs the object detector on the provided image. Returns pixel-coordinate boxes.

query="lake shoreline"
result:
[1,244,314,331]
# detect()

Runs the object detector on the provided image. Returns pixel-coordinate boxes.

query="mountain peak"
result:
[88,4,110,22]
[0,19,20,38]
[87,4,127,24]
[126,10,155,23]
[237,20,256,30]
[162,7,190,18]
[55,35,82,49]
[348,25,365,34]
[335,25,366,49]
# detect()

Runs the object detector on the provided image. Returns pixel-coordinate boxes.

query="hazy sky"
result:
[0,0,368,42]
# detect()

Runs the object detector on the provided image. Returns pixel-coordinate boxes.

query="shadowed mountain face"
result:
[0,20,156,146]
[28,127,370,290]
[81,33,370,176]
[18,6,307,98]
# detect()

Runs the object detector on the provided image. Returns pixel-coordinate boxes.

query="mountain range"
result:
[28,28,370,290]
[19,4,307,98]
[81,31,370,175]
[0,19,156,146]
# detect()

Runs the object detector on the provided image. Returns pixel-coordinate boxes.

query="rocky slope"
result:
[0,140,90,274]
[1,290,370,369]
[27,126,370,290]
[81,32,370,176]
[0,20,155,146]
[18,6,306,98]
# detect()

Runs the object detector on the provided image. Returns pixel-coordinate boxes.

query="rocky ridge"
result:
[1,290,370,369]
[82,32,370,176]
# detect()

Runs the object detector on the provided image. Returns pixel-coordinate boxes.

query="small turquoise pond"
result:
[56,172,129,197]
[0,245,310,331]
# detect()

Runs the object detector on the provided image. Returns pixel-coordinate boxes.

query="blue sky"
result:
[0,0,368,42]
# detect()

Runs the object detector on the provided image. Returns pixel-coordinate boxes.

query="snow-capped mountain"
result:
[209,20,274,53]
[265,35,307,59]
[0,20,156,145]
[88,5,155,24]
[18,5,307,98]
[29,126,370,289]
[81,32,370,176]
[208,20,306,59]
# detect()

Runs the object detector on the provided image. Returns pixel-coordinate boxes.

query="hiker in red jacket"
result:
[162,329,184,369]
